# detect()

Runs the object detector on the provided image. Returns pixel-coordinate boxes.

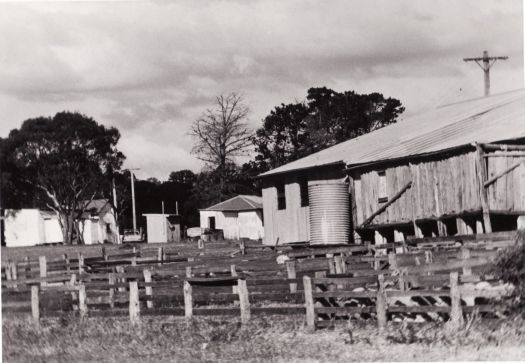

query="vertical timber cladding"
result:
[486,149,525,212]
[353,151,482,226]
[261,179,310,245]
[309,183,350,245]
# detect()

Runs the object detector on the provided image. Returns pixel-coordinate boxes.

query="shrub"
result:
[492,229,525,312]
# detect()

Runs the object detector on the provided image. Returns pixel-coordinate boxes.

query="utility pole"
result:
[463,50,508,97]
[112,176,121,244]
[127,168,140,233]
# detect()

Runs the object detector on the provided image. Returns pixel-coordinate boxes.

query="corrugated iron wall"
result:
[309,183,350,245]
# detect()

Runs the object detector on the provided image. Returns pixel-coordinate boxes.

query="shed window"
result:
[277,183,286,210]
[300,177,309,207]
[378,171,388,203]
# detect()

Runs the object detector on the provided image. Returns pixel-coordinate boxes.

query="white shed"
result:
[143,214,181,243]
[4,200,117,247]
[4,209,62,247]
[199,195,264,241]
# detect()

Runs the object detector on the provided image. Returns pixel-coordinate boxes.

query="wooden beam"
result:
[237,279,251,323]
[483,152,525,157]
[286,260,297,293]
[475,144,492,233]
[376,274,387,330]
[39,256,47,287]
[481,143,525,152]
[184,281,193,319]
[31,285,40,325]
[129,281,140,325]
[484,161,523,187]
[303,276,315,332]
[143,269,153,309]
[448,272,464,330]
[79,284,88,319]
[361,181,412,227]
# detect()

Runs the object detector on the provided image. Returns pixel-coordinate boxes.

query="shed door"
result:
[166,216,180,243]
[208,216,216,230]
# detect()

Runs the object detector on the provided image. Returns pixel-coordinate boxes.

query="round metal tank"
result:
[309,183,350,245]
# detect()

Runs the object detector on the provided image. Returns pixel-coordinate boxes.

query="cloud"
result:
[0,0,522,179]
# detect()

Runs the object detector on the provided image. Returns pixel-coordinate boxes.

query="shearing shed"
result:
[200,195,264,241]
[259,90,525,246]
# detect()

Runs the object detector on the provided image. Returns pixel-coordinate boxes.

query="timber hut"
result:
[259,90,525,246]
[199,195,264,241]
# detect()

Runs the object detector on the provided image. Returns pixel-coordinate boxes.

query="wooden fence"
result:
[2,231,518,329]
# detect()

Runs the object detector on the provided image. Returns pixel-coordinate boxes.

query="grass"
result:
[3,314,525,362]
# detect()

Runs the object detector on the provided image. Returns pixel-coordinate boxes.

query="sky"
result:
[1,0,523,180]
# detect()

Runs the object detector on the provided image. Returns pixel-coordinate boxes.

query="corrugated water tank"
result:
[308,183,350,245]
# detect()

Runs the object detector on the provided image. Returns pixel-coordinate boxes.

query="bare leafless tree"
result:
[190,93,252,197]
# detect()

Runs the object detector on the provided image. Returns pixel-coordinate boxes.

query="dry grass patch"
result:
[3,314,525,362]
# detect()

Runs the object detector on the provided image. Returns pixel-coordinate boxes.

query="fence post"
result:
[303,276,315,332]
[131,255,137,267]
[328,257,336,274]
[63,253,70,274]
[108,273,115,309]
[286,260,297,293]
[231,265,238,294]
[197,239,204,249]
[185,266,192,278]
[237,278,251,323]
[69,273,77,286]
[129,280,140,325]
[11,260,18,283]
[116,266,125,292]
[388,253,397,271]
[334,255,344,274]
[24,256,30,279]
[5,260,12,282]
[240,239,246,255]
[449,272,464,330]
[78,284,88,319]
[340,254,347,273]
[461,247,472,276]
[78,253,84,274]
[376,274,387,330]
[157,247,164,266]
[39,256,47,287]
[143,269,153,309]
[31,284,40,324]
[184,281,193,319]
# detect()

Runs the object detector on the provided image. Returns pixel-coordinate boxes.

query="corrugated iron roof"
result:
[203,195,263,211]
[261,89,525,177]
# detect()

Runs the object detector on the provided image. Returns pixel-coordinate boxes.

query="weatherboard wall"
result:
[200,210,264,240]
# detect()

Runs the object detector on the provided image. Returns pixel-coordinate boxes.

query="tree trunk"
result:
[59,213,75,245]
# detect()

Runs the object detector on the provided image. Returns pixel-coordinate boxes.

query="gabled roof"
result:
[261,89,525,177]
[80,199,112,218]
[202,195,263,212]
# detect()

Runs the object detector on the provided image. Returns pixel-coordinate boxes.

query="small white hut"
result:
[199,195,264,241]
[79,199,119,245]
[4,209,62,247]
[143,214,181,243]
